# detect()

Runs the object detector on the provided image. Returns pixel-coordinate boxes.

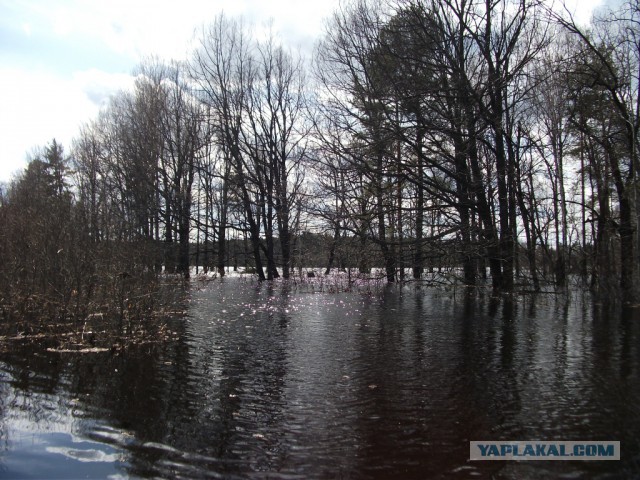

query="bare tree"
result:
[190,14,267,279]
[244,33,309,279]
[554,0,640,302]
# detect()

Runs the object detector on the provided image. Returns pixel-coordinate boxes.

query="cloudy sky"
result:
[0,0,341,182]
[0,0,601,183]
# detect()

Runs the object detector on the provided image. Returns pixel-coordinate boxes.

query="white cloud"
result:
[73,69,135,108]
[0,67,134,181]
[62,0,338,61]
[561,0,604,25]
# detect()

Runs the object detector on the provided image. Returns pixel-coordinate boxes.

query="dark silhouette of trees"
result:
[552,0,640,303]
[190,14,309,280]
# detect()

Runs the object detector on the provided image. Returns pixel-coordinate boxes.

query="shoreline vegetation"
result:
[0,264,610,355]
[2,0,640,348]
[0,272,186,354]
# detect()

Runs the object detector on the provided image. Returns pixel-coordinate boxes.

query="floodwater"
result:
[0,278,639,479]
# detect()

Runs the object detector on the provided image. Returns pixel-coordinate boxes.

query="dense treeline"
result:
[1,0,639,322]
[0,141,164,333]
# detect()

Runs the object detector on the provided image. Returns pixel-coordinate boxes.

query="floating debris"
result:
[46,347,110,354]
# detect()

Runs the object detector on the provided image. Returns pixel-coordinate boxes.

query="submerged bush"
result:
[0,141,179,348]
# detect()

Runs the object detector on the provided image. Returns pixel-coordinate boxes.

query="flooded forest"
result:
[0,0,640,478]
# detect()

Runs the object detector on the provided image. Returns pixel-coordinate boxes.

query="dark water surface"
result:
[1,278,639,479]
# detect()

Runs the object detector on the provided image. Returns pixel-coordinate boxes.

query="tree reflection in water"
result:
[0,279,638,479]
